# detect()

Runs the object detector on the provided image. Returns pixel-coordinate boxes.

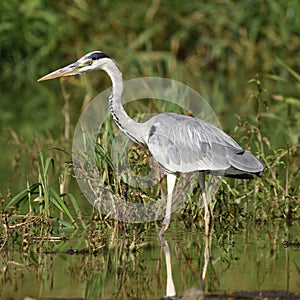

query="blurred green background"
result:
[1,0,299,193]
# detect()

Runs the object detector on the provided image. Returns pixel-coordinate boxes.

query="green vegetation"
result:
[0,0,299,259]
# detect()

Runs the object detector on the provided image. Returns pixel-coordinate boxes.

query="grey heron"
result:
[38,51,264,237]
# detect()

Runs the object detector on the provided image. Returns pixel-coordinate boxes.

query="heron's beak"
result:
[38,62,83,82]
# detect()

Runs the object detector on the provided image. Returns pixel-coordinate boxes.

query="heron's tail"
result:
[222,150,264,179]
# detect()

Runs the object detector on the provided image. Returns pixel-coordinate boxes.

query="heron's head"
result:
[38,51,111,81]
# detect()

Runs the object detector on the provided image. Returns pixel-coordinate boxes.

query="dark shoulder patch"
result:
[89,51,110,60]
[149,125,156,138]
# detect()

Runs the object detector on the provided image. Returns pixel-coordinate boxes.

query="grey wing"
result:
[145,113,263,175]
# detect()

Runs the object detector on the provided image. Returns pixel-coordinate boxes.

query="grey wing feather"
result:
[144,113,263,176]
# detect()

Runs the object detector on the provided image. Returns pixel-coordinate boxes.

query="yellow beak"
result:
[38,62,82,82]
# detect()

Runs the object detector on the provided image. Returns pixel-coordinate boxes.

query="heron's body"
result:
[142,112,261,178]
[38,51,264,236]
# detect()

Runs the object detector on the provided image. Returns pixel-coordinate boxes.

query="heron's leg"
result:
[158,173,176,238]
[199,173,211,236]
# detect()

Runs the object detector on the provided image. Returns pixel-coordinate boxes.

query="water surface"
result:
[1,220,299,299]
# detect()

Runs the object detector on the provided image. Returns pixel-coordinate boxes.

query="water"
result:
[1,220,299,299]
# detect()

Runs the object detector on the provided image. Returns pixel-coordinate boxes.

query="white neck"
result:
[102,59,144,145]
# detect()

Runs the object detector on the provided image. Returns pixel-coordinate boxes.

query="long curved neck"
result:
[102,60,144,145]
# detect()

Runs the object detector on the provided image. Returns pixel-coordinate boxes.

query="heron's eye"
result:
[87,59,93,65]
